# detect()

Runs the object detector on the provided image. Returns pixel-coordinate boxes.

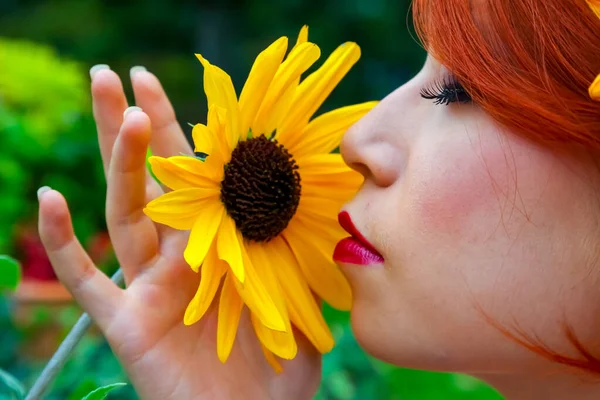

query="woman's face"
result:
[338,55,600,374]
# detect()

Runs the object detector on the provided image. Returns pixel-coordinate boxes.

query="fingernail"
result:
[123,106,142,118]
[37,186,52,201]
[130,65,147,80]
[90,64,110,79]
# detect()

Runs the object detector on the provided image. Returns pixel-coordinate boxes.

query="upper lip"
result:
[338,211,383,256]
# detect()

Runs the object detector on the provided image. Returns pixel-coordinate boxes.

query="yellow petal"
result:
[184,203,225,271]
[196,54,241,148]
[246,242,297,360]
[257,26,309,143]
[587,0,600,20]
[260,344,283,374]
[298,154,364,202]
[262,83,296,139]
[184,245,227,326]
[296,211,348,247]
[278,42,361,147]
[302,181,361,204]
[269,236,334,354]
[192,123,213,155]
[251,313,297,360]
[217,273,244,363]
[192,106,231,159]
[283,217,352,310]
[217,216,245,283]
[297,195,345,223]
[295,25,308,47]
[252,42,321,136]
[290,101,378,157]
[589,73,600,101]
[148,156,220,191]
[143,188,221,230]
[232,236,286,331]
[239,37,289,135]
[297,153,356,174]
[193,105,232,173]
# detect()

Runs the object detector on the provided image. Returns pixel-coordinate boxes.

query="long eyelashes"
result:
[420,78,472,105]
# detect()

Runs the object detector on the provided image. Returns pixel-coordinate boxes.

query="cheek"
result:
[410,141,512,239]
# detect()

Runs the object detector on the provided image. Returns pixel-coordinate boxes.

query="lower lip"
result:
[333,237,385,266]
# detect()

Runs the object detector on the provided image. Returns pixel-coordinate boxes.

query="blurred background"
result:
[0,0,503,398]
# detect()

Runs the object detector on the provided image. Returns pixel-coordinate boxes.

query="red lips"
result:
[333,211,384,265]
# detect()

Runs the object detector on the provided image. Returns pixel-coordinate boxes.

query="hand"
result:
[37,66,321,399]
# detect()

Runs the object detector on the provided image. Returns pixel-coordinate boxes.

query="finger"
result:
[90,66,161,200]
[37,187,122,331]
[106,108,160,282]
[130,66,193,158]
[90,65,129,174]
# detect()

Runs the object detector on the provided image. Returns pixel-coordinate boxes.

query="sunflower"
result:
[143,26,376,370]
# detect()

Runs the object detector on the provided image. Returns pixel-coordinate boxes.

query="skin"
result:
[339,57,600,398]
[37,57,600,399]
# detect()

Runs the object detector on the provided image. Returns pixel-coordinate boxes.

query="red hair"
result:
[412,0,600,374]
[413,0,600,148]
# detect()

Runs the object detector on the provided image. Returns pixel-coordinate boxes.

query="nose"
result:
[340,95,403,188]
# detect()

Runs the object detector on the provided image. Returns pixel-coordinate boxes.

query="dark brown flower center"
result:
[220,135,301,242]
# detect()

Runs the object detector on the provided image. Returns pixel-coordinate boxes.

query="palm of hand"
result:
[37,67,321,400]
[109,242,321,400]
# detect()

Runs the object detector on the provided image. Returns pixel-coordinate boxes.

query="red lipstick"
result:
[334,211,384,265]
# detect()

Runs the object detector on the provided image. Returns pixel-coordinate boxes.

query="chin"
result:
[349,302,459,372]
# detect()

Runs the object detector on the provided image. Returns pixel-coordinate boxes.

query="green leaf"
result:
[0,368,26,399]
[66,377,98,400]
[80,383,127,400]
[194,152,208,161]
[146,147,158,182]
[0,255,21,291]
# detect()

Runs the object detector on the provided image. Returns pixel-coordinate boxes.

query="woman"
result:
[36,0,600,398]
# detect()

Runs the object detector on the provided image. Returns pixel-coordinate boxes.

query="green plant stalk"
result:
[24,268,124,400]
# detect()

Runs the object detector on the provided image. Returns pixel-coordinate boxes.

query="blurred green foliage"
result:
[0,38,89,146]
[0,37,107,260]
[0,0,504,398]
[0,256,21,291]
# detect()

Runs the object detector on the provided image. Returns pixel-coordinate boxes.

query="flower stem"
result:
[24,268,124,400]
